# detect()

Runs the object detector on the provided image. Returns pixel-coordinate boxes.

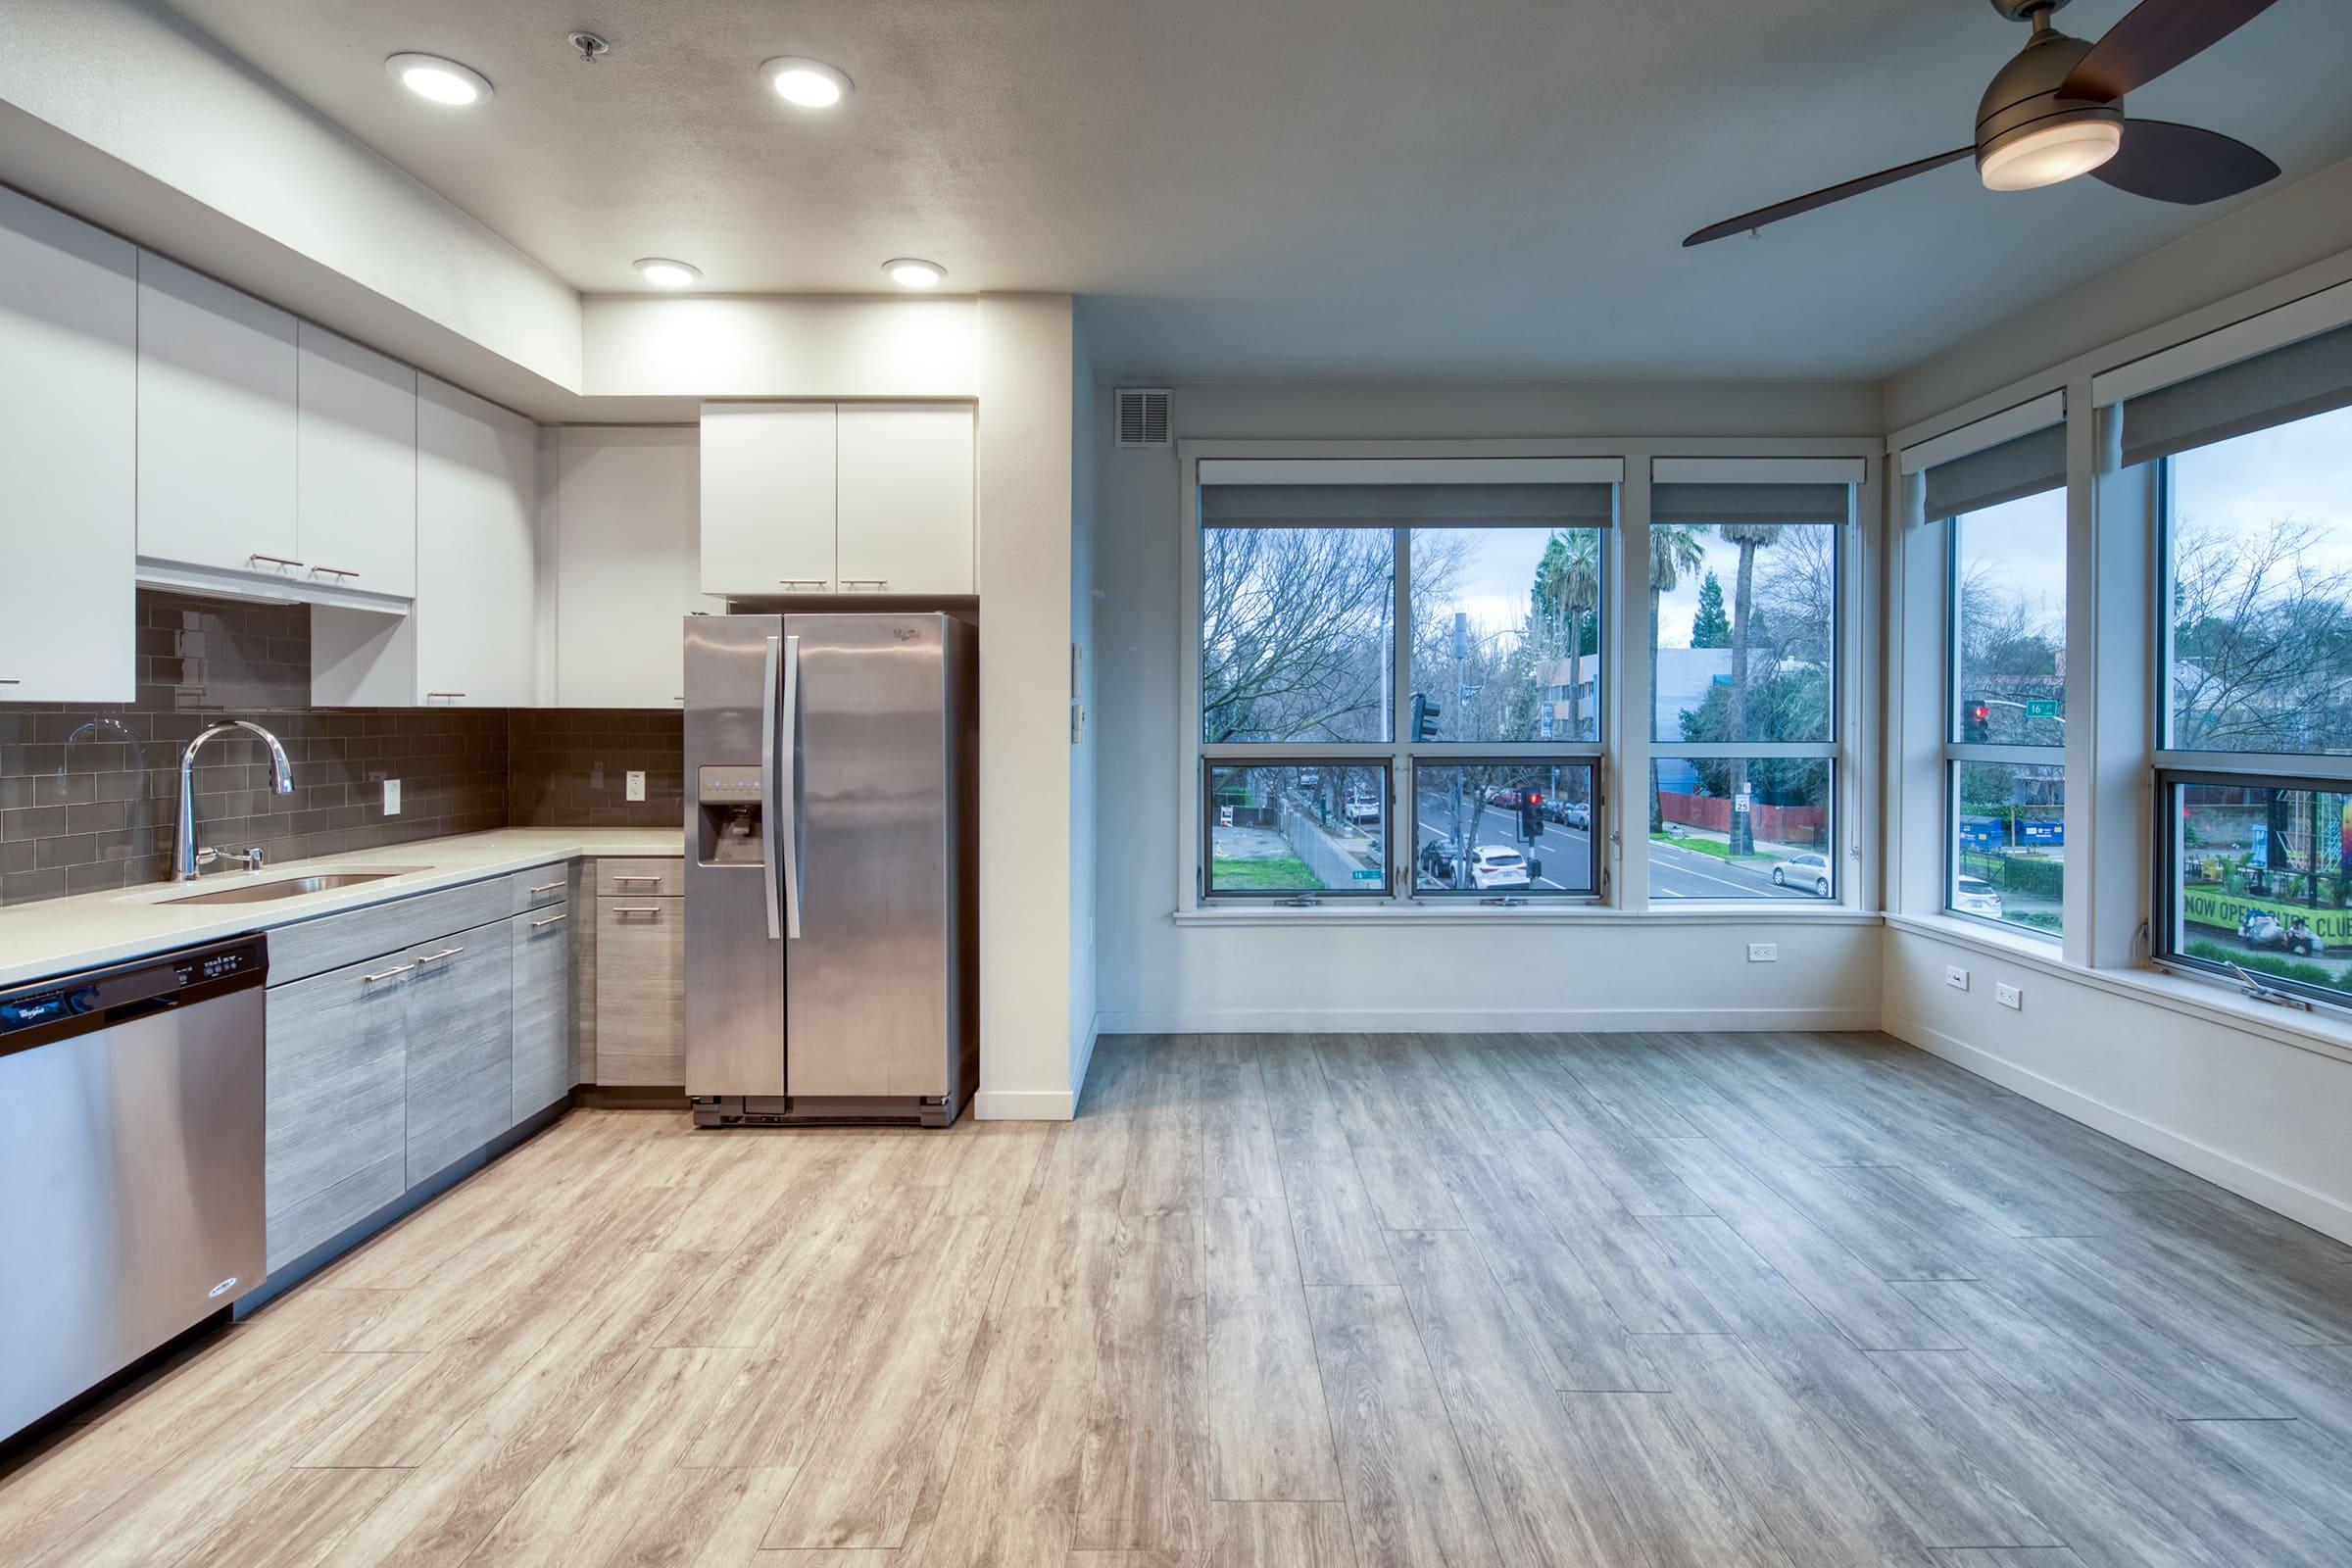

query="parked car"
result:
[1547,800,1592,829]
[1487,787,1531,808]
[1770,852,1832,898]
[1343,792,1381,825]
[1467,845,1533,890]
[1417,841,1459,885]
[1952,874,2004,919]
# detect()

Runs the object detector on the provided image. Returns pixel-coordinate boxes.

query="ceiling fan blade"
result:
[1682,147,1973,247]
[2062,0,2281,103]
[2093,118,2280,204]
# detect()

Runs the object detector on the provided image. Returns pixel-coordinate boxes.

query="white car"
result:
[1771,852,1832,898]
[1468,845,1533,890]
[1952,873,2004,919]
[1343,793,1381,825]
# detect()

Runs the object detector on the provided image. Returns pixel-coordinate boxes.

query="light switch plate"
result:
[1746,942,1778,963]
[1945,964,1969,991]
[382,778,401,816]
[1996,982,2022,1009]
[625,770,647,803]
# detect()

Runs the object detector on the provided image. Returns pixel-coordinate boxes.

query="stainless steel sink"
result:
[159,867,428,906]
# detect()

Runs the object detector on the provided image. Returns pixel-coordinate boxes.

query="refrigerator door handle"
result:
[778,633,805,941]
[760,635,783,942]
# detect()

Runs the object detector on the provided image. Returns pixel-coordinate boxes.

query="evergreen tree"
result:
[1690,570,1731,648]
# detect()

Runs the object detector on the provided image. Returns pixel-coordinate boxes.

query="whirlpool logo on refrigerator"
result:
[208,1277,239,1299]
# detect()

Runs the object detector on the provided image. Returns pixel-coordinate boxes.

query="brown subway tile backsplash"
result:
[0,590,684,907]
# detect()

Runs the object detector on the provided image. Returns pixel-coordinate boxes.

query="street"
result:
[1412,808,1825,900]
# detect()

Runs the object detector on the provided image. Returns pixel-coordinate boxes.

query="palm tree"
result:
[1647,524,1708,831]
[1535,531,1602,740]
[1717,521,1785,852]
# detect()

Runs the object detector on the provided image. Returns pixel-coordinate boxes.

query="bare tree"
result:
[2171,516,2352,752]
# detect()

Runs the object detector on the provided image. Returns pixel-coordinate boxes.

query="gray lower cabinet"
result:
[402,928,514,1188]
[595,895,684,1085]
[263,952,412,1271]
[512,905,575,1118]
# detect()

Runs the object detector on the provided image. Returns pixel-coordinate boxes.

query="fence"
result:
[1657,790,1827,848]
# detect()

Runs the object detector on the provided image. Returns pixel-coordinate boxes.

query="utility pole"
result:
[1450,612,1466,882]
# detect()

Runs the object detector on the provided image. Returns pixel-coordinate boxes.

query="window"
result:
[1930,418,2069,936]
[1197,463,1615,902]
[2142,328,2352,1003]
[1645,474,1846,901]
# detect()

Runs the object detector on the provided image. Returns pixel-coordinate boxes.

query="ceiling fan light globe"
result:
[1979,118,2122,190]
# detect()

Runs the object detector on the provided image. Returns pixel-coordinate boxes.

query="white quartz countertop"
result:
[0,828,683,989]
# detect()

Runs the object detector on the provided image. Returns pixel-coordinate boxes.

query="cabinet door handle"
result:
[426,691,466,702]
[530,911,568,929]
[309,564,359,579]
[777,578,828,588]
[362,962,416,983]
[0,678,18,685]
[841,577,889,589]
[612,874,663,884]
[415,946,466,963]
[527,881,565,895]
[249,553,303,569]
[612,906,663,915]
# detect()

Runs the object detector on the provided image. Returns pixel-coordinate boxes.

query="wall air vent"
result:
[1115,388,1171,449]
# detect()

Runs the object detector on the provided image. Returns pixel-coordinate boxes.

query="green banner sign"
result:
[2180,887,2352,946]
[2024,698,2061,719]
[1350,867,1383,881]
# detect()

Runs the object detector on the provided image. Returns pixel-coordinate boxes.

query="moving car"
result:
[1467,845,1533,890]
[1952,874,2004,920]
[1770,852,1832,898]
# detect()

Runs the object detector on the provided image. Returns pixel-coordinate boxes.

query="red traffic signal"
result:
[1528,792,1544,808]
[1970,703,1990,723]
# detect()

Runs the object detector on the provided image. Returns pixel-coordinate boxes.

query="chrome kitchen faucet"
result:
[172,720,295,882]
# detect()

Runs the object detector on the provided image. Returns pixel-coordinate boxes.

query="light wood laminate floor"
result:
[7,1031,2352,1567]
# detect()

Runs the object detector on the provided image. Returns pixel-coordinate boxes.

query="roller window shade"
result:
[2121,319,2352,468]
[1650,483,1849,526]
[1924,423,2066,521]
[1200,482,1615,528]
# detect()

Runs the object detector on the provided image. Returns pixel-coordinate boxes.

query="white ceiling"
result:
[166,0,2352,384]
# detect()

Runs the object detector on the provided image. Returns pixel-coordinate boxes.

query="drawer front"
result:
[510,863,573,914]
[594,857,685,898]
[595,896,684,1085]
[403,928,514,1188]
[512,906,576,1120]
[264,954,412,1270]
[268,876,513,986]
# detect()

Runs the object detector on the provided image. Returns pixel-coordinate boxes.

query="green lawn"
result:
[1212,856,1320,892]
[1650,831,1768,865]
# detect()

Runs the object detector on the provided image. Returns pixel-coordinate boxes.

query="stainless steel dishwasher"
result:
[0,934,268,1443]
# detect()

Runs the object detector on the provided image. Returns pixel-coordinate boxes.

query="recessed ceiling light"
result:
[760,57,853,109]
[884,258,945,289]
[635,258,703,288]
[385,53,493,106]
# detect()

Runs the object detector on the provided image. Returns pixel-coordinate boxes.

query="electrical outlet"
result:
[1996,982,2022,1009]
[1945,964,1969,991]
[1746,942,1778,963]
[625,770,647,803]
[382,778,401,816]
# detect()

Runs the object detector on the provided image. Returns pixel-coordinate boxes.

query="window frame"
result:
[1404,755,1604,899]
[2155,765,2352,1014]
[1177,440,1880,917]
[1937,487,2069,939]
[1200,758,1396,901]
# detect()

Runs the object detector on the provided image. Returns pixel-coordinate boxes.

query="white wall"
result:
[1069,325,1102,1091]
[1091,380,1886,1034]
[0,0,581,401]
[581,295,978,400]
[973,295,1084,1117]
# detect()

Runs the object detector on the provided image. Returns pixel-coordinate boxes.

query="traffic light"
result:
[1410,692,1442,742]
[1963,701,1991,745]
[1519,795,1543,841]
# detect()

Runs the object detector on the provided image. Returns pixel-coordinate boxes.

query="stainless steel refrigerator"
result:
[683,612,977,1126]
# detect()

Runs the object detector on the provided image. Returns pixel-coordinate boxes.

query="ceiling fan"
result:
[1683,0,2283,247]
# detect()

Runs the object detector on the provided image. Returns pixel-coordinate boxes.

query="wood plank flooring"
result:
[7,1030,2352,1566]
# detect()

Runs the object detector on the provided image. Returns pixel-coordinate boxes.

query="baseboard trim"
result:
[973,1087,1077,1121]
[1094,1005,1883,1035]
[1886,1012,2352,1248]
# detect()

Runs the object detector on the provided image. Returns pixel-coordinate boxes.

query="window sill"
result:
[1884,910,2352,1067]
[1174,903,1885,928]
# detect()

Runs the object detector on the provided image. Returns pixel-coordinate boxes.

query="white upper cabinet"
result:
[135,251,300,576]
[555,426,718,709]
[312,376,536,707]
[699,402,836,594]
[697,401,975,597]
[835,401,975,594]
[0,187,137,704]
[296,322,416,599]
